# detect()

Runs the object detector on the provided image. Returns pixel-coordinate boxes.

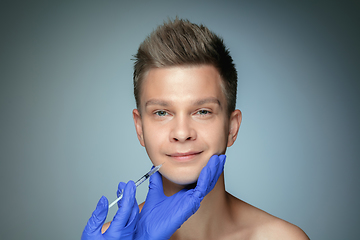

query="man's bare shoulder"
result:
[256,218,309,240]
[248,216,309,240]
[225,193,309,240]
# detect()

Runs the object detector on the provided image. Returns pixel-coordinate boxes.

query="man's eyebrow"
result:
[144,97,222,108]
[145,99,170,107]
[194,97,221,107]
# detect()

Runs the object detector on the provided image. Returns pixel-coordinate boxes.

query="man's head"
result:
[133,18,237,116]
[132,19,241,189]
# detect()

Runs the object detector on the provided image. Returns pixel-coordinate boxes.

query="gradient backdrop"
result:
[1,1,359,239]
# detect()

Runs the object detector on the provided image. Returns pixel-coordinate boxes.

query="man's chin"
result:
[159,166,204,188]
[164,174,199,187]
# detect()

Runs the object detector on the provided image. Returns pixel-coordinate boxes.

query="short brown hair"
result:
[133,18,237,115]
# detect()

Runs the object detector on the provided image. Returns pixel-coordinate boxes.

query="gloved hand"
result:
[134,154,226,240]
[81,180,139,240]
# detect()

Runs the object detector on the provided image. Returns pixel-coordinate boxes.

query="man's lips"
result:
[167,151,202,157]
[166,151,203,162]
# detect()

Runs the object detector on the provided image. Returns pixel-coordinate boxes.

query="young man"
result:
[82,18,309,239]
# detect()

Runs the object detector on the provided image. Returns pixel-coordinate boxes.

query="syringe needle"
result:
[108,163,163,209]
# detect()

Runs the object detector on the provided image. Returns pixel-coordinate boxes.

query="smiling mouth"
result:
[166,151,203,161]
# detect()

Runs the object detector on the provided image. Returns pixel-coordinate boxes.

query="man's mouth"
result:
[166,151,203,162]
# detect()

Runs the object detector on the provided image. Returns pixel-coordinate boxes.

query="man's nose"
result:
[169,115,196,142]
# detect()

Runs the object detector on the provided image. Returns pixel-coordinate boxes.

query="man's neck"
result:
[163,173,233,240]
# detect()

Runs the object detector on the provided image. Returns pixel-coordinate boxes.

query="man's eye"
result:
[155,111,168,117]
[197,110,210,115]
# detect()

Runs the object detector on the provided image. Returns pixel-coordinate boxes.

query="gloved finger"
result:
[194,155,226,198]
[208,154,225,187]
[215,155,226,181]
[116,200,140,240]
[193,164,210,200]
[199,154,219,192]
[117,181,127,208]
[148,171,165,197]
[111,181,137,229]
[209,154,226,190]
[125,196,139,231]
[81,196,108,239]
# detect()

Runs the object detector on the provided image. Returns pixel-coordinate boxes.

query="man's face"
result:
[133,65,241,186]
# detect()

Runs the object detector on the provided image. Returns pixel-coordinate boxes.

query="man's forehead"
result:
[139,65,227,110]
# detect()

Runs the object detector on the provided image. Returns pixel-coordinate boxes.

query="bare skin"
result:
[103,175,309,240]
[127,173,308,240]
[103,65,309,239]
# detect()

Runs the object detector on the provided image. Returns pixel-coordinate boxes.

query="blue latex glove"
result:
[81,181,139,240]
[134,154,226,240]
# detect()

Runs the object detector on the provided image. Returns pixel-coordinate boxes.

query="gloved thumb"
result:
[81,196,108,239]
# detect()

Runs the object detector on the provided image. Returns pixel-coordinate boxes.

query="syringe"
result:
[108,163,163,209]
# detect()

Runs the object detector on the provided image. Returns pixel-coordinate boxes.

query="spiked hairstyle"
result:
[133,18,237,115]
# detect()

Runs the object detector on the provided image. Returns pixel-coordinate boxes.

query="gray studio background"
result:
[1,1,359,239]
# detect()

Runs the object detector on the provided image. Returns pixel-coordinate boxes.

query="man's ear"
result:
[227,109,242,147]
[133,109,145,147]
